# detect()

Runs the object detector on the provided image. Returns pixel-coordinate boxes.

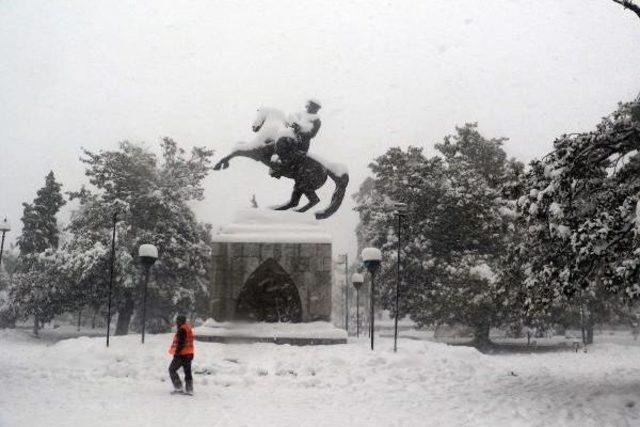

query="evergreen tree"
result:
[17,171,66,255]
[10,172,66,335]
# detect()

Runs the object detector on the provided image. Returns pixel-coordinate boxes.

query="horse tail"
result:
[315,169,349,220]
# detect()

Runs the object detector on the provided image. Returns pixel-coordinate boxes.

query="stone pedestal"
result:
[207,209,332,323]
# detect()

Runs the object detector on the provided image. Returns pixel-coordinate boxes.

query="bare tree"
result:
[611,0,640,20]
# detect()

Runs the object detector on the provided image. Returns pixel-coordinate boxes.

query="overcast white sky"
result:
[1,0,639,258]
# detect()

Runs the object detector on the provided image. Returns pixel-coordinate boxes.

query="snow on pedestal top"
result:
[213,208,332,243]
[195,319,347,339]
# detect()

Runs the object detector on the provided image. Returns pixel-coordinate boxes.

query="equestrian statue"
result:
[213,99,349,220]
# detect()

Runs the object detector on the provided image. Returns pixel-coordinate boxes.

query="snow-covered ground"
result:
[1,329,640,427]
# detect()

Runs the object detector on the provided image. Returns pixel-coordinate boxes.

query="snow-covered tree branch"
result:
[611,0,640,20]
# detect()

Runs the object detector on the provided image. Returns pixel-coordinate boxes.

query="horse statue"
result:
[213,108,349,220]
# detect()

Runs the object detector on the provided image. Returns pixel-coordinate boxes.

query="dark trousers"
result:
[169,354,193,391]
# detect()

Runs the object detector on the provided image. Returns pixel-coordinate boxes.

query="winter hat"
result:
[307,98,322,109]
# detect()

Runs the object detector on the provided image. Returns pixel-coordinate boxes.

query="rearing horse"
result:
[213,108,349,220]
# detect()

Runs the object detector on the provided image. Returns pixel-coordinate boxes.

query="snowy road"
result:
[1,330,639,427]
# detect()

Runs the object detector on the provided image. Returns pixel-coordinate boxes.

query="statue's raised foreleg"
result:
[273,189,303,210]
[294,191,320,212]
[213,146,266,170]
[213,153,235,170]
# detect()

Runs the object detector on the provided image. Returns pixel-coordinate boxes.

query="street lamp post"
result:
[362,247,382,351]
[138,244,158,344]
[338,253,349,333]
[393,202,408,353]
[351,273,364,338]
[0,217,11,268]
[106,211,117,348]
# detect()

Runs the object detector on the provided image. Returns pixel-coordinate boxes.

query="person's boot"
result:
[185,379,193,396]
[170,379,183,394]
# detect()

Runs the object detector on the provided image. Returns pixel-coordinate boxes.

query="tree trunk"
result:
[77,310,82,332]
[580,305,587,345]
[586,322,594,345]
[472,322,491,349]
[33,316,39,337]
[115,294,134,336]
[91,309,97,329]
[580,303,595,345]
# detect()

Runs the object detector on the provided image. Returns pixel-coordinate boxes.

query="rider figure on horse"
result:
[270,99,322,177]
[289,98,321,153]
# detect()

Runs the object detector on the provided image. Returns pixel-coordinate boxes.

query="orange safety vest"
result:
[168,323,194,355]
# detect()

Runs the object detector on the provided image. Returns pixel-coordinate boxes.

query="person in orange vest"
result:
[168,315,195,395]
